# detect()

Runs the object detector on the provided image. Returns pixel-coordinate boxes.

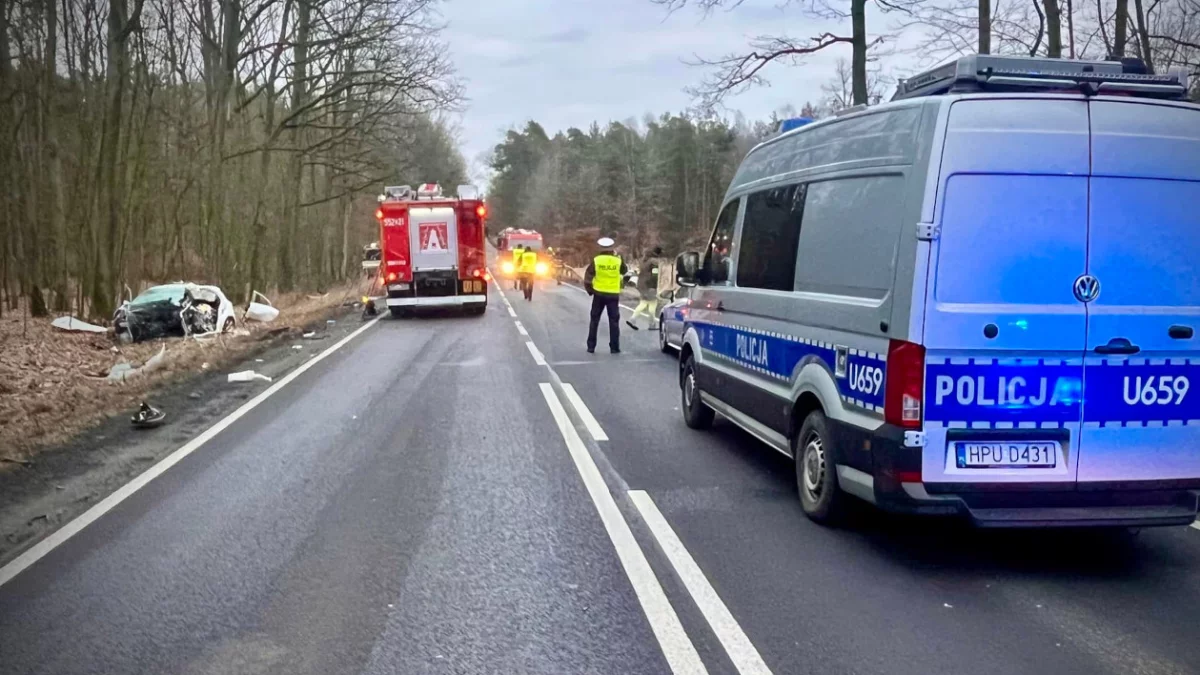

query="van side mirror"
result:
[676,252,700,287]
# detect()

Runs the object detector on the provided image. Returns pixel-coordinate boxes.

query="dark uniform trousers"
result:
[587,293,621,351]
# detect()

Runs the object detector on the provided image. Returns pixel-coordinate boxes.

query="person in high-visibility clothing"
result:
[510,246,524,290]
[584,237,629,354]
[518,246,538,301]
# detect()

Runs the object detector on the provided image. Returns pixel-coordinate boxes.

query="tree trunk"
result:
[851,0,868,105]
[1114,0,1128,57]
[1042,0,1063,57]
[979,0,991,54]
[280,0,310,291]
[1132,0,1154,72]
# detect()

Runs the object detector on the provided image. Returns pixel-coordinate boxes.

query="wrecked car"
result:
[114,283,236,343]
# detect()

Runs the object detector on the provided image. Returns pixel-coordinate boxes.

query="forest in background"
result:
[490,0,1199,262]
[0,0,467,321]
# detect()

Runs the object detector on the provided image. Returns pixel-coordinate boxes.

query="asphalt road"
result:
[3,273,1200,675]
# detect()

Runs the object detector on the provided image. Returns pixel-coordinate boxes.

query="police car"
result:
[674,55,1200,527]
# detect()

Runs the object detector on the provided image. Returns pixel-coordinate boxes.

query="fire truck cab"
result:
[496,228,544,281]
[376,183,489,317]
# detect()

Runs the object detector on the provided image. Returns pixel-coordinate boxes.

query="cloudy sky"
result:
[440,0,885,181]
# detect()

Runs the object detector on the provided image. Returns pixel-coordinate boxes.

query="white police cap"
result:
[597,237,615,247]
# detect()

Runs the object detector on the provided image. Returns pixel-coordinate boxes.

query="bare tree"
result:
[655,0,914,108]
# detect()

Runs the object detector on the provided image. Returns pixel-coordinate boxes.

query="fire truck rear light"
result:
[375,209,383,220]
[472,269,481,278]
[387,272,397,282]
[476,205,487,218]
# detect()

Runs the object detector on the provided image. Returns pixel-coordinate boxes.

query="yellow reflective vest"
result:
[519,250,538,274]
[592,253,623,294]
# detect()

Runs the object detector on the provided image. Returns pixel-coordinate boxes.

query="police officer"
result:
[518,246,538,301]
[584,237,628,354]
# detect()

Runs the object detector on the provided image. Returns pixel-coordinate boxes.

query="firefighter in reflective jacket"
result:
[510,246,524,290]
[518,247,538,301]
[584,237,628,354]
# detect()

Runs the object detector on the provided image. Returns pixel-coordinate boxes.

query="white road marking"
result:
[525,341,547,366]
[538,384,707,675]
[1191,521,1200,531]
[561,383,609,441]
[0,315,384,589]
[507,306,517,317]
[630,490,773,675]
[515,321,528,336]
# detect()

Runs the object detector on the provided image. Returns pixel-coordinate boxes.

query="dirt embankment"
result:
[0,284,367,465]
[0,282,375,565]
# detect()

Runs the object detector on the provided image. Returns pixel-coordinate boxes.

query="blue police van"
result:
[674,55,1200,527]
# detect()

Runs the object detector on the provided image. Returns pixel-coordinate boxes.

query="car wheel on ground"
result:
[389,307,407,319]
[795,409,849,524]
[681,355,714,429]
[659,315,670,353]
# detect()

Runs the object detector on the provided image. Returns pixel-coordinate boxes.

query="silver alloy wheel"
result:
[684,369,696,408]
[801,432,826,500]
[659,319,666,349]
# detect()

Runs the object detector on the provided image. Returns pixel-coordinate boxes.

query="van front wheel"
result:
[795,410,848,524]
[681,356,714,430]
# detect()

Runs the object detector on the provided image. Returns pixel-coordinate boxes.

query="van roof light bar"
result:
[892,54,1189,101]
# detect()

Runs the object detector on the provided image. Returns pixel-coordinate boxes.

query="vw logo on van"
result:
[1073,274,1101,303]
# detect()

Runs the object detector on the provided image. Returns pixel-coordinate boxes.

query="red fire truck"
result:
[495,228,544,284]
[376,183,488,317]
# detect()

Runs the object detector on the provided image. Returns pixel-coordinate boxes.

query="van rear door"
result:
[922,98,1089,486]
[1078,100,1200,484]
[408,206,458,271]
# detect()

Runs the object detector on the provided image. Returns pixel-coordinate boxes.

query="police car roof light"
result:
[892,54,1189,101]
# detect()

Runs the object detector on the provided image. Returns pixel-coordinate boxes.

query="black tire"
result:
[659,316,671,353]
[680,355,714,429]
[389,307,407,319]
[794,410,849,524]
[467,305,486,316]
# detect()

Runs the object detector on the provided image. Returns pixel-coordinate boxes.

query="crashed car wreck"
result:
[114,283,236,343]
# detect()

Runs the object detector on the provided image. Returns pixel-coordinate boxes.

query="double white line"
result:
[539,382,772,675]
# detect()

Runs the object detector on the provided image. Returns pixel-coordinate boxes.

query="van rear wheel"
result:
[681,355,714,429]
[795,410,849,524]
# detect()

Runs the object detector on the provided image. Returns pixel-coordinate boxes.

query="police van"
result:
[674,55,1200,527]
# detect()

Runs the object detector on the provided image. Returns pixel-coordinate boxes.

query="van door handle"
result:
[1094,338,1141,355]
[1169,325,1194,340]
[715,301,726,312]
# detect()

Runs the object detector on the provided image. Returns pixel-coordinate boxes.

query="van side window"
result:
[794,175,905,298]
[703,199,739,285]
[737,184,806,291]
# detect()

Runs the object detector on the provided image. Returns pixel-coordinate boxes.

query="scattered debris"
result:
[131,402,167,429]
[245,291,280,323]
[202,362,211,370]
[50,317,107,334]
[188,392,202,400]
[943,603,953,608]
[362,298,378,319]
[255,359,264,363]
[0,457,32,467]
[301,332,327,340]
[107,346,168,383]
[292,345,304,350]
[227,370,272,383]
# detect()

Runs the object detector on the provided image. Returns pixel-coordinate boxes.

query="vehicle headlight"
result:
[501,261,515,274]
[535,262,549,276]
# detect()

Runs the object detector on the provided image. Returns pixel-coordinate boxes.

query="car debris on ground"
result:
[105,346,167,383]
[245,291,279,323]
[227,370,272,383]
[50,317,107,334]
[130,402,166,429]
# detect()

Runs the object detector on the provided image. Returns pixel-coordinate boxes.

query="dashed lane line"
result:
[561,383,609,442]
[515,321,528,337]
[631,490,774,675]
[525,341,547,366]
[0,315,385,589]
[1191,521,1199,532]
[539,384,707,675]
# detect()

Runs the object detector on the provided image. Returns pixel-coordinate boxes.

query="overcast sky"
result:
[441,0,890,183]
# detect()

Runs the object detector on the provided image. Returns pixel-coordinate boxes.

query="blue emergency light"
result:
[776,117,814,134]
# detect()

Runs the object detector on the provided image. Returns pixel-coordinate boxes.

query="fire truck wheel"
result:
[389,307,409,319]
